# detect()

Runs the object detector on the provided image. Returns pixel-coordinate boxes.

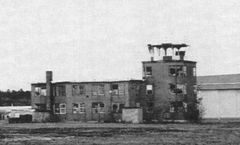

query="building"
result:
[31,43,197,122]
[0,106,33,123]
[31,77,145,122]
[198,74,240,120]
[142,44,197,120]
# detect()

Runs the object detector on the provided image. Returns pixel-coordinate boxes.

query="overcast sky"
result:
[1,0,240,91]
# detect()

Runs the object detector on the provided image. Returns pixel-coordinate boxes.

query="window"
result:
[35,86,46,96]
[193,67,196,76]
[72,103,79,114]
[54,104,60,114]
[60,104,66,114]
[35,104,46,110]
[183,66,187,76]
[72,103,85,114]
[146,85,153,95]
[79,85,85,95]
[112,102,125,113]
[55,85,66,96]
[92,102,105,113]
[111,84,125,95]
[112,84,119,95]
[92,85,98,96]
[169,84,176,93]
[170,102,184,113]
[147,102,154,113]
[118,84,124,95]
[92,84,105,96]
[72,85,79,96]
[79,103,86,113]
[72,85,85,96]
[98,85,105,95]
[169,66,187,77]
[146,67,152,76]
[169,84,186,94]
[193,85,197,94]
[54,103,66,114]
[53,86,56,96]
[177,84,186,94]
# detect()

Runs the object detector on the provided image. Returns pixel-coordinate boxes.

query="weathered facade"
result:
[141,44,197,120]
[31,79,144,122]
[31,43,197,122]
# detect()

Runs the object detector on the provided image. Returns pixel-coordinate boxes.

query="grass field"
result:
[1,121,240,145]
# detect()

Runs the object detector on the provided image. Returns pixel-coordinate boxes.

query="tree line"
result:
[0,89,31,106]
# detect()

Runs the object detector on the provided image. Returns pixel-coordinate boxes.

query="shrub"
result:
[186,98,205,123]
[45,114,61,123]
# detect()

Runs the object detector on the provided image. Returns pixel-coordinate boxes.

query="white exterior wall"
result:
[199,90,240,119]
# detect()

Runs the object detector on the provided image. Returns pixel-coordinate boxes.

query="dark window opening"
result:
[169,83,176,93]
[112,102,125,113]
[169,84,186,94]
[169,66,187,77]
[79,85,85,95]
[92,102,105,113]
[112,104,118,113]
[54,103,60,114]
[147,102,154,113]
[54,103,66,114]
[112,84,118,90]
[146,67,152,76]
[111,84,125,95]
[72,103,79,114]
[170,102,184,113]
[112,84,119,95]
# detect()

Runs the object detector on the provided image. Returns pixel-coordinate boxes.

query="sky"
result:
[1,0,240,91]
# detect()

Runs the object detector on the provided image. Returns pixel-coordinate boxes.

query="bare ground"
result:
[1,121,240,145]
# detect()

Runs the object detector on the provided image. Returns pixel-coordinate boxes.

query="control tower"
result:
[142,43,197,120]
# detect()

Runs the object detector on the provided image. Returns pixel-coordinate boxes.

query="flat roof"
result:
[142,60,197,64]
[32,79,143,85]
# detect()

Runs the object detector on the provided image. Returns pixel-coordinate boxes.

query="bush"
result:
[45,114,61,123]
[186,98,205,123]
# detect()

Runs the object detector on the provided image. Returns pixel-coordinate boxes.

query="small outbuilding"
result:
[122,108,143,123]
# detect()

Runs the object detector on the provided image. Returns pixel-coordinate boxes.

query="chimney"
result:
[148,44,154,61]
[46,71,52,112]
